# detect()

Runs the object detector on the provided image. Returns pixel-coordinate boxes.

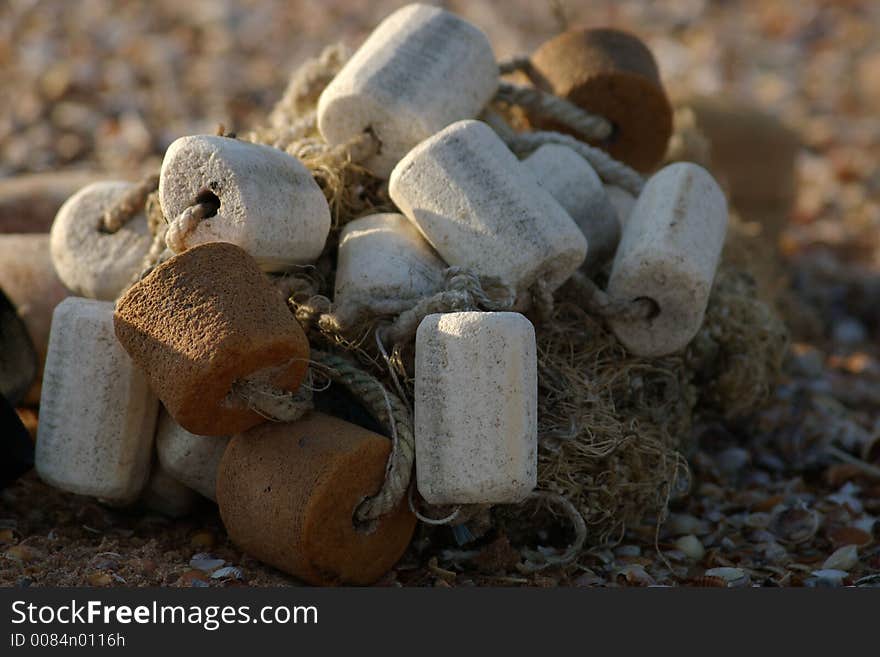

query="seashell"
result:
[574,570,605,587]
[675,535,705,561]
[178,569,211,587]
[210,566,243,580]
[756,541,789,564]
[189,553,225,572]
[854,574,880,587]
[822,545,858,571]
[807,569,848,587]
[826,482,864,514]
[689,575,726,587]
[704,567,750,587]
[769,504,821,545]
[614,564,655,587]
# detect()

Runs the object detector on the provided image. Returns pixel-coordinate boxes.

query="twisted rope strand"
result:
[229,351,413,522]
[506,130,645,196]
[232,379,314,422]
[384,267,514,347]
[164,201,219,253]
[101,172,159,233]
[519,491,587,572]
[568,271,657,322]
[495,81,613,142]
[311,350,415,523]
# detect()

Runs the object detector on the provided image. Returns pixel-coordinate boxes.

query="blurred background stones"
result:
[3,0,879,302]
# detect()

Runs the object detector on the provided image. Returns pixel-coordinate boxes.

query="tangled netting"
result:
[240,45,789,549]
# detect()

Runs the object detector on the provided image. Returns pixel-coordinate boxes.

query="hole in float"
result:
[602,121,620,146]
[194,188,221,217]
[634,296,661,320]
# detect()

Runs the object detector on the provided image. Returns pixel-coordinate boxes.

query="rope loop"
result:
[494,81,613,142]
[100,172,159,233]
[311,350,415,524]
[568,272,657,322]
[505,130,644,195]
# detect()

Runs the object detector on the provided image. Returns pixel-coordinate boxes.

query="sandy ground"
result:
[2,0,880,587]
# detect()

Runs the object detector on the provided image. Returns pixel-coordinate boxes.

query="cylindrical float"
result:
[607,162,728,357]
[50,181,153,300]
[0,289,38,405]
[0,170,107,234]
[334,212,446,321]
[141,461,200,518]
[415,311,537,504]
[528,28,673,173]
[155,409,229,501]
[114,242,310,436]
[217,412,416,586]
[390,120,587,299]
[159,135,330,271]
[522,144,620,271]
[1,392,34,490]
[0,234,71,403]
[604,184,636,228]
[683,94,799,239]
[318,3,498,178]
[36,298,158,504]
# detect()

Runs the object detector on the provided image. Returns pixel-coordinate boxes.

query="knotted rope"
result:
[100,173,159,233]
[494,81,613,143]
[383,267,515,348]
[567,271,657,322]
[285,128,380,168]
[292,267,513,348]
